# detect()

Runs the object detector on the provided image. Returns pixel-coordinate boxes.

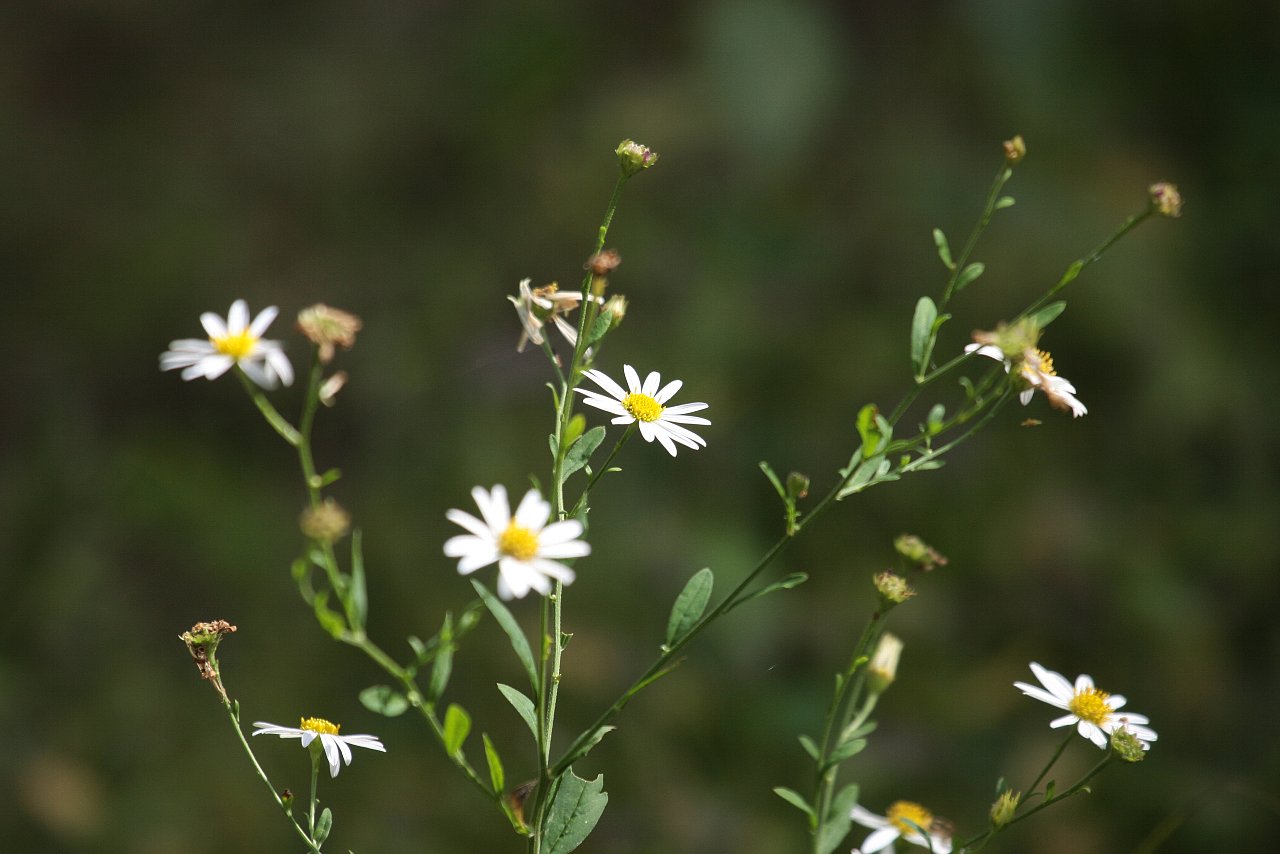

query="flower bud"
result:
[1003,135,1026,164]
[600,294,628,331]
[785,471,810,501]
[318,371,348,407]
[874,571,916,604]
[300,499,351,544]
[1148,181,1182,218]
[867,633,903,694]
[297,304,362,364]
[616,139,659,177]
[989,789,1020,828]
[893,534,948,571]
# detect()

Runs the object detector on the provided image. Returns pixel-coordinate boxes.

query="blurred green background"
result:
[4,1,1277,851]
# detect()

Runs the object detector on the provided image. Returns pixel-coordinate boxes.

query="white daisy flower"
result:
[161,299,294,388]
[574,365,710,457]
[252,717,385,778]
[444,485,589,600]
[1014,662,1157,750]
[851,800,954,853]
[508,279,599,353]
[965,343,1086,418]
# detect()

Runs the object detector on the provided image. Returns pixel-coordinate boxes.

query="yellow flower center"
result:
[300,716,340,735]
[498,523,540,561]
[1031,348,1056,376]
[622,392,664,422]
[1068,687,1112,725]
[212,328,258,360]
[886,800,934,836]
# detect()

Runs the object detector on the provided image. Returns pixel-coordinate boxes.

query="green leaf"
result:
[954,261,986,292]
[816,784,860,854]
[585,312,613,346]
[313,591,347,639]
[855,404,888,458]
[731,572,808,610]
[926,403,945,435]
[665,567,714,647]
[1059,260,1084,288]
[994,195,1016,209]
[315,807,333,845]
[823,737,866,769]
[563,414,586,448]
[838,454,890,499]
[910,297,938,376]
[482,733,505,794]
[561,426,606,484]
[798,735,819,761]
[358,685,410,717]
[443,703,471,755]
[427,613,455,702]
[348,529,367,630]
[759,460,787,501]
[773,787,814,818]
[1029,300,1067,330]
[548,433,558,459]
[472,581,538,691]
[932,228,954,270]
[558,725,616,769]
[542,769,609,854]
[319,467,342,486]
[496,683,539,740]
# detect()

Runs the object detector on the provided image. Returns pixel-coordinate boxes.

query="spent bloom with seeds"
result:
[296,303,362,364]
[509,279,599,353]
[444,485,589,600]
[253,717,386,778]
[1014,662,1157,750]
[160,299,293,388]
[575,365,710,457]
[851,800,954,853]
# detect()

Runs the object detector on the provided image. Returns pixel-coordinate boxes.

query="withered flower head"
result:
[586,249,621,277]
[300,498,351,544]
[1148,181,1182,218]
[297,304,362,364]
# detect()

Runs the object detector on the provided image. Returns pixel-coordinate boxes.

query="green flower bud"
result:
[785,471,810,501]
[616,139,659,177]
[1110,727,1147,763]
[867,633,903,694]
[874,571,915,604]
[989,789,1020,828]
[893,534,948,571]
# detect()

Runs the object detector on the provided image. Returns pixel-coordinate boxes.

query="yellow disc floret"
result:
[1068,687,1112,725]
[886,800,934,835]
[299,716,340,735]
[498,523,540,561]
[213,329,259,360]
[1031,348,1056,376]
[622,392,664,423]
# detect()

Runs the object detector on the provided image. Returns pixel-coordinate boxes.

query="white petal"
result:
[513,489,550,530]
[226,300,250,333]
[1074,673,1095,693]
[655,378,683,403]
[248,305,279,337]
[200,311,228,339]
[321,734,342,776]
[850,806,889,829]
[609,414,635,425]
[642,370,661,397]
[538,539,590,560]
[264,347,294,387]
[1015,682,1069,709]
[446,509,493,539]
[637,420,658,443]
[861,827,901,853]
[1019,388,1034,405]
[583,369,628,401]
[659,421,707,448]
[1049,713,1078,728]
[654,427,679,456]
[663,413,712,426]
[662,401,709,415]
[1029,663,1074,701]
[474,485,510,533]
[622,364,642,392]
[539,519,584,545]
[239,359,276,389]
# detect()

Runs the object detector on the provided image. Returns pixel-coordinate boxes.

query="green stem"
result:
[308,749,320,840]
[941,163,1013,306]
[569,424,635,517]
[238,370,302,447]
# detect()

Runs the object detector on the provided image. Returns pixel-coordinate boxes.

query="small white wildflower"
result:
[444,485,589,600]
[851,800,953,853]
[575,365,710,457]
[252,717,385,778]
[160,299,293,388]
[1014,662,1157,750]
[509,279,599,353]
[965,343,1087,417]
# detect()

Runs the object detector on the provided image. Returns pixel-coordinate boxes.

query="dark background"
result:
[4,1,1277,851]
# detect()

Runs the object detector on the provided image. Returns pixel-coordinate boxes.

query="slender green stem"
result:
[569,424,635,517]
[942,163,1013,306]
[238,370,302,446]
[1025,731,1074,799]
[308,750,320,839]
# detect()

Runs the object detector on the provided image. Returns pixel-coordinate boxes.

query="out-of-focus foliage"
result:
[3,1,1277,851]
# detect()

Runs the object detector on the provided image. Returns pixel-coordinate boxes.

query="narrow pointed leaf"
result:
[910,297,938,376]
[954,261,986,292]
[496,683,539,740]
[773,787,814,818]
[348,529,367,629]
[443,703,471,755]
[472,581,538,690]
[558,725,616,769]
[994,195,1016,209]
[482,733,505,793]
[932,228,954,269]
[1029,300,1067,329]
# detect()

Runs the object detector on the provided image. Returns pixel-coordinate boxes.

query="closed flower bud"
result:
[1003,135,1026,164]
[318,371,348,407]
[601,294,628,331]
[785,471,810,501]
[867,633,903,694]
[1110,726,1147,762]
[893,534,948,571]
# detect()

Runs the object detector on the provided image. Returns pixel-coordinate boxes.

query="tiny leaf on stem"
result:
[315,807,333,845]
[443,703,471,755]
[358,685,410,717]
[816,784,860,854]
[665,567,714,647]
[955,261,986,292]
[773,787,815,818]
[496,683,539,740]
[933,228,955,270]
[910,297,938,376]
[482,733,505,793]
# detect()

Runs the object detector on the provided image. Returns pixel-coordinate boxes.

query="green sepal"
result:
[665,567,713,648]
[472,581,538,691]
[443,703,471,755]
[496,683,539,741]
[542,768,609,854]
[358,685,410,717]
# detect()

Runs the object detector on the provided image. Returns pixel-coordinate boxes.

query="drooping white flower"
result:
[851,800,954,853]
[1014,662,1157,750]
[574,365,710,457]
[965,343,1086,418]
[444,485,589,600]
[160,299,294,388]
[252,717,385,778]
[508,279,599,353]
